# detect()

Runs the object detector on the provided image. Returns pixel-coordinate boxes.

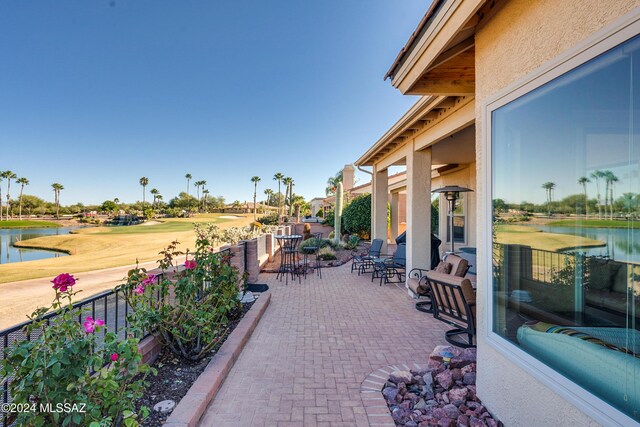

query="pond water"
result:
[534,225,640,264]
[0,227,74,264]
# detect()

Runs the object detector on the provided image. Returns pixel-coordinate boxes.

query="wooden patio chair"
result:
[426,270,476,348]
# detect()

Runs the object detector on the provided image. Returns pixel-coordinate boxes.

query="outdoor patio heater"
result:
[432,185,474,253]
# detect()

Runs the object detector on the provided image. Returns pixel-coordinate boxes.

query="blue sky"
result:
[0,1,424,205]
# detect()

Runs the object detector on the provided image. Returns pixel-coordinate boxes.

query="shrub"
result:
[328,230,335,240]
[315,209,324,217]
[346,235,360,250]
[317,247,337,260]
[123,240,242,361]
[1,274,154,427]
[259,212,279,225]
[343,194,371,239]
[323,209,334,226]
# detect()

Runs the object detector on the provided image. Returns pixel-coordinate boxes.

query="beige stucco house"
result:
[356,1,640,425]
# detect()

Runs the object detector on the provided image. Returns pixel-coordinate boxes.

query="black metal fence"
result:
[0,248,231,427]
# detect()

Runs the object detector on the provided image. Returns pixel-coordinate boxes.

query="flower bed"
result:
[382,346,502,427]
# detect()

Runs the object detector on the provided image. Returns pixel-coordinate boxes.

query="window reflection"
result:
[492,35,640,421]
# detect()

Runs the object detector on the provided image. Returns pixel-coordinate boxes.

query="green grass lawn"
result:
[494,224,604,252]
[0,220,60,229]
[547,219,640,228]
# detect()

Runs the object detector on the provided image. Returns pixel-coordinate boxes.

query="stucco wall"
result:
[474,0,639,425]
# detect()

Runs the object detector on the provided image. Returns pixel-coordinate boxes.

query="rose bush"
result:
[121,239,243,361]
[0,274,154,427]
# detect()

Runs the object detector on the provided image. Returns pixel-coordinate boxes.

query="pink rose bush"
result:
[1,272,154,426]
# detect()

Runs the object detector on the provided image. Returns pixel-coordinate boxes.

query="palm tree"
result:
[202,189,210,212]
[590,170,605,219]
[607,172,619,220]
[282,177,292,216]
[288,178,296,216]
[3,171,16,219]
[16,177,29,220]
[51,183,64,219]
[139,177,149,207]
[0,173,5,221]
[273,173,284,217]
[185,173,192,195]
[150,188,159,208]
[325,171,343,196]
[577,176,590,217]
[542,182,556,217]
[264,188,274,205]
[200,181,207,209]
[251,176,261,220]
[194,180,202,205]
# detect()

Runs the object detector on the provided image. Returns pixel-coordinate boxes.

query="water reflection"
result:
[534,225,639,263]
[0,228,73,264]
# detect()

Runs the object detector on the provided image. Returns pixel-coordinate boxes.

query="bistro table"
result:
[275,234,303,285]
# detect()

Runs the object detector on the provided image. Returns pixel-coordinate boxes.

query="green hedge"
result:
[343,194,371,239]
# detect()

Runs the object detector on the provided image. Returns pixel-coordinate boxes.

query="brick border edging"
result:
[360,362,426,427]
[163,291,272,427]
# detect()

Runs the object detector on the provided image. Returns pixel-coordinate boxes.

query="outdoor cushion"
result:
[517,324,640,417]
[426,271,476,322]
[447,255,469,277]
[407,277,426,295]
[436,261,453,274]
[588,258,621,291]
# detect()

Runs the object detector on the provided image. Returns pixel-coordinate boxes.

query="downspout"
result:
[356,165,373,176]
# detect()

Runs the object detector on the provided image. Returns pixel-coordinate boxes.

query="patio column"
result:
[406,146,432,277]
[390,192,400,241]
[372,164,388,254]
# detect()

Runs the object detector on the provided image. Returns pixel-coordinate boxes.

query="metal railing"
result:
[0,248,231,427]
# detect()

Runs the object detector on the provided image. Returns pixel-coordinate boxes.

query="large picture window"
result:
[492,35,640,421]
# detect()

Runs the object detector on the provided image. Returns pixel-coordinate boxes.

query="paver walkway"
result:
[199,263,449,427]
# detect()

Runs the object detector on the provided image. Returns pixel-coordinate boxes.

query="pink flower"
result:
[142,274,156,286]
[51,273,77,293]
[110,353,118,362]
[184,259,197,270]
[132,285,145,295]
[83,316,105,334]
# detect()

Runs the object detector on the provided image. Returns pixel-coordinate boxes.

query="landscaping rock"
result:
[381,349,502,427]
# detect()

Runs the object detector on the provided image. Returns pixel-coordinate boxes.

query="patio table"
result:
[275,234,303,285]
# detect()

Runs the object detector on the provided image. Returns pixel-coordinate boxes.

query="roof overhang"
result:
[355,95,473,167]
[385,0,505,95]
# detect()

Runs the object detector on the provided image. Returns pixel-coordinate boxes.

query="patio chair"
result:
[426,270,476,348]
[351,238,383,275]
[408,253,469,313]
[371,243,406,286]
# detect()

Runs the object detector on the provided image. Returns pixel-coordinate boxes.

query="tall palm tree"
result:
[202,189,210,212]
[139,177,149,207]
[251,176,261,220]
[264,188,274,206]
[51,183,64,219]
[542,182,556,217]
[3,171,16,219]
[150,188,159,208]
[200,181,207,209]
[577,176,590,217]
[185,173,192,195]
[273,173,284,217]
[282,177,292,216]
[156,194,163,206]
[194,180,204,208]
[590,170,605,219]
[16,177,29,220]
[0,173,4,221]
[607,172,619,220]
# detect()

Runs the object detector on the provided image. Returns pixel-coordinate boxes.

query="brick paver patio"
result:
[198,263,449,427]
